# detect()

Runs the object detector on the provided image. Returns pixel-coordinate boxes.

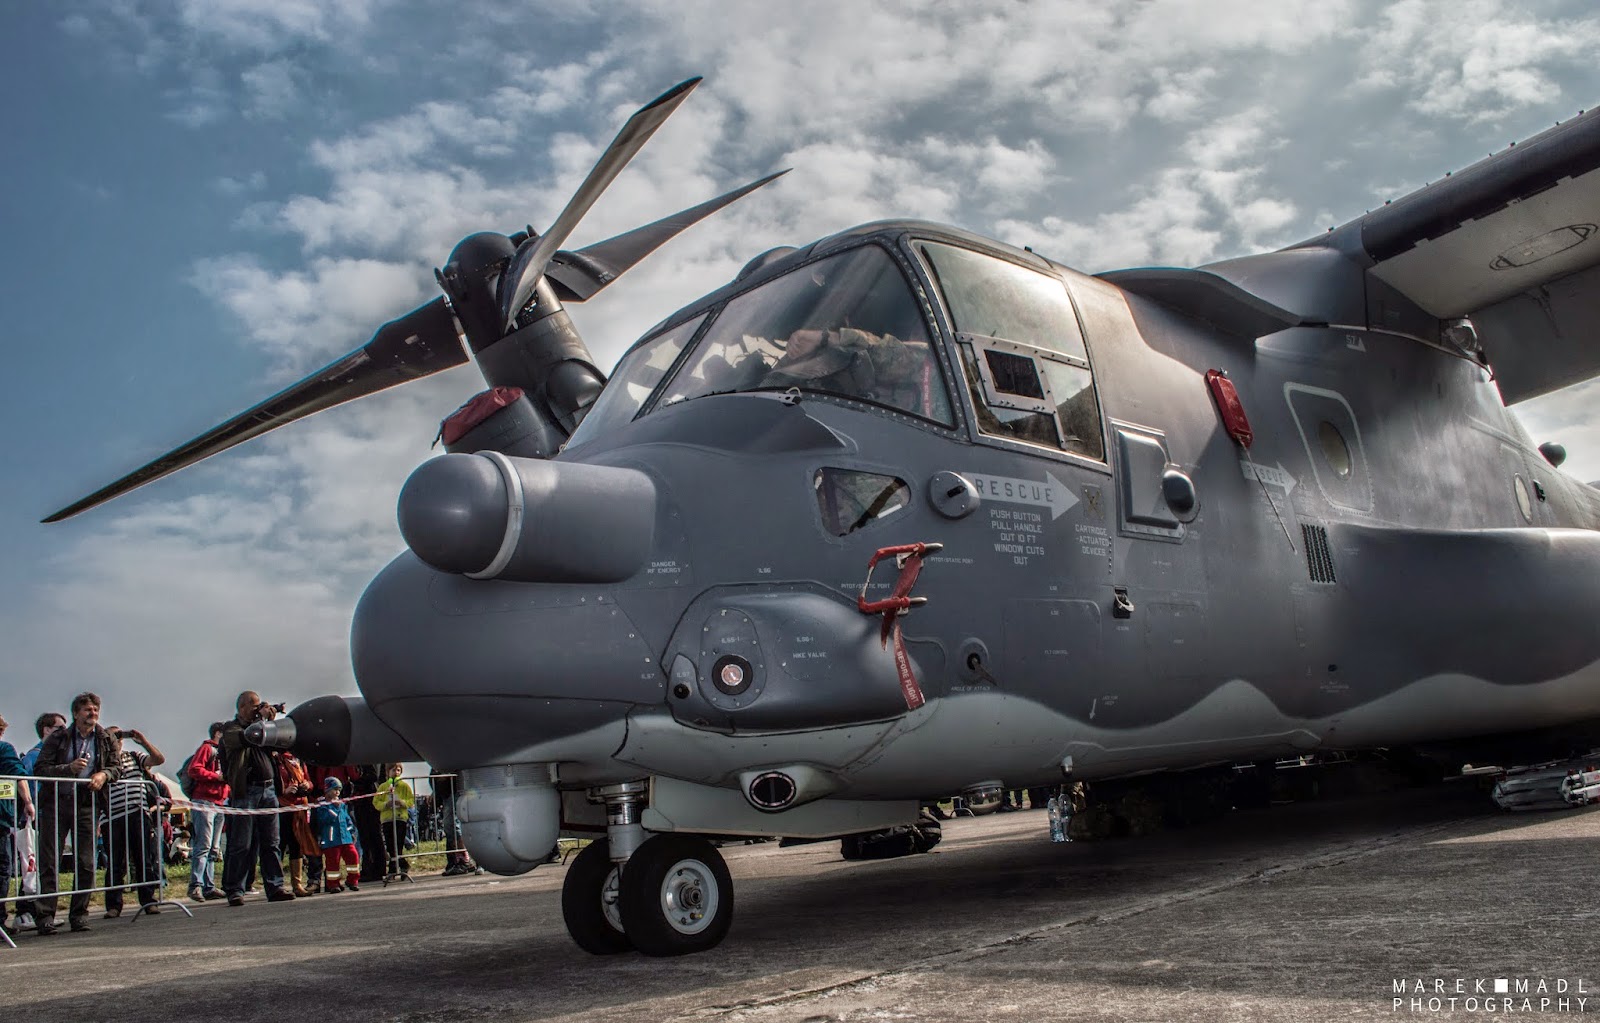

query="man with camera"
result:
[218,692,294,907]
[32,692,122,934]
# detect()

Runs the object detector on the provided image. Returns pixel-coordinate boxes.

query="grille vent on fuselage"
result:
[1303,524,1336,583]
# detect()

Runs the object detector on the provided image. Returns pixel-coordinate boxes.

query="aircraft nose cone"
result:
[397,453,507,575]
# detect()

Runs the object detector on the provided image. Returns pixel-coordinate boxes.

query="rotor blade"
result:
[544,169,790,302]
[43,297,465,523]
[498,77,702,331]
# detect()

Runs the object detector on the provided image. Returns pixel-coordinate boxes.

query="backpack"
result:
[178,745,205,800]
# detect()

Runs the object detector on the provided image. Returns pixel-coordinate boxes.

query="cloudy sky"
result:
[2,0,1597,761]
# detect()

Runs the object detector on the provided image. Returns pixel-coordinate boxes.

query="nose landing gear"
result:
[561,782,735,956]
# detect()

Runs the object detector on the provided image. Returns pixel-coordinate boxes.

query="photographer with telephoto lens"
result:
[218,692,294,907]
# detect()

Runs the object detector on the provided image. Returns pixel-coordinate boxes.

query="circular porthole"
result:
[1318,421,1352,479]
[1514,475,1533,522]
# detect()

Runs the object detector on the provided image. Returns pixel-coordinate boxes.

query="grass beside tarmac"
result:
[9,838,470,911]
[9,837,599,912]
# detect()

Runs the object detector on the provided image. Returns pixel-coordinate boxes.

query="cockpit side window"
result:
[654,246,954,425]
[920,243,1088,361]
[919,242,1104,462]
[564,314,706,449]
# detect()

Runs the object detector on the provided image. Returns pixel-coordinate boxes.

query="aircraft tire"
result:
[618,835,733,956]
[560,839,632,955]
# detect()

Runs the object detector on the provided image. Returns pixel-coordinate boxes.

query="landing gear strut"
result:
[561,781,735,956]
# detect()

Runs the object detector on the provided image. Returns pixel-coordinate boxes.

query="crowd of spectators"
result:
[0,690,477,940]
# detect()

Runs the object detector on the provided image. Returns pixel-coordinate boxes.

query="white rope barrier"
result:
[171,792,378,817]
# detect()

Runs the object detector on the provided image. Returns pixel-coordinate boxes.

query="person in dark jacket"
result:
[32,692,122,935]
[350,764,387,884]
[432,771,476,876]
[217,692,293,906]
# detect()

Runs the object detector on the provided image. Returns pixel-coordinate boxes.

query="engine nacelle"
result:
[250,695,419,767]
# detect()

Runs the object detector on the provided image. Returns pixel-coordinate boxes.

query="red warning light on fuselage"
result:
[1205,369,1253,449]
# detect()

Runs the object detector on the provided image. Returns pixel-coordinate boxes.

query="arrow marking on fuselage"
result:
[967,471,1079,520]
[1240,459,1298,496]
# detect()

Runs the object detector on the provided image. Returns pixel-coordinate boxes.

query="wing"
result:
[1328,107,1600,403]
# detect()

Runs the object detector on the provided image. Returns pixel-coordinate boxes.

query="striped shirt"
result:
[106,750,158,822]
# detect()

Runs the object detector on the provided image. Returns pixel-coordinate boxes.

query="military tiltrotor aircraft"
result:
[46,78,1600,956]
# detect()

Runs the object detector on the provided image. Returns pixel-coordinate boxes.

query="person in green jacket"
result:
[375,763,414,878]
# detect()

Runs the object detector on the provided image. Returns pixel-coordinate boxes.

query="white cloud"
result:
[65,0,393,125]
[214,170,268,195]
[914,137,1058,215]
[1352,0,1600,123]
[992,109,1296,269]
[777,140,959,229]
[1512,381,1600,485]
[189,255,431,366]
[164,66,230,128]
[1146,67,1220,123]
[241,59,299,119]
[175,0,384,53]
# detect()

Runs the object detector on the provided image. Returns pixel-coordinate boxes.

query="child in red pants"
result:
[309,777,360,892]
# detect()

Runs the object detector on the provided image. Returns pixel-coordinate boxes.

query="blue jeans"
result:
[221,785,284,896]
[188,803,221,892]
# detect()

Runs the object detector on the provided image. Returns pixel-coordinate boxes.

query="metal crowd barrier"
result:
[0,769,550,948]
[178,771,478,893]
[2,773,192,948]
[375,773,476,884]
[374,772,577,881]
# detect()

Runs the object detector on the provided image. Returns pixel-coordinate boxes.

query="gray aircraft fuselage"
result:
[52,80,1600,956]
[345,219,1600,824]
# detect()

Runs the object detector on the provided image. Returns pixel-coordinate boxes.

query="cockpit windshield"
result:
[656,246,953,425]
[564,314,706,450]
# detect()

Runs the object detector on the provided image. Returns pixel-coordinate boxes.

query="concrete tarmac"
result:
[2,785,1596,1022]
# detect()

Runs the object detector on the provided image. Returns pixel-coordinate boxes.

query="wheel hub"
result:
[601,867,623,932]
[659,858,719,934]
